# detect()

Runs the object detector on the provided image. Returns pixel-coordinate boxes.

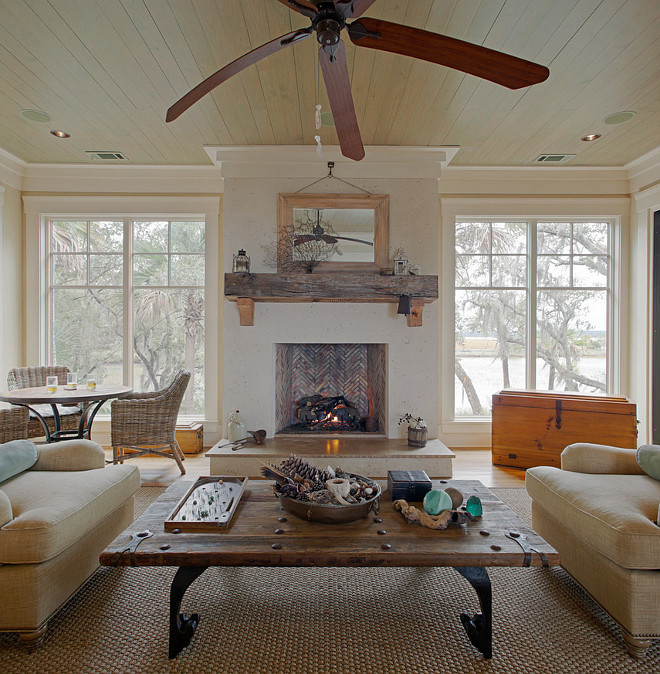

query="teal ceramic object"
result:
[423,489,452,516]
[466,495,483,517]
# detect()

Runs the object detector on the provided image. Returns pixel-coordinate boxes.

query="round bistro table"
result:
[0,384,133,442]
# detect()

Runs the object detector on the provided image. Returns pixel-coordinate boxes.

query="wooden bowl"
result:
[278,474,381,524]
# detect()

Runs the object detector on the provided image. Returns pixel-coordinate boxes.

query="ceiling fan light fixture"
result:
[581,133,601,142]
[50,129,70,138]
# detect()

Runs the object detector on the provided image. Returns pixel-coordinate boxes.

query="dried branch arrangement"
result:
[261,455,378,505]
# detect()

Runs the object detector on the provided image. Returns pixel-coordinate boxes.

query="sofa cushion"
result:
[0,490,11,528]
[526,467,660,569]
[637,444,660,480]
[0,440,38,484]
[0,464,139,564]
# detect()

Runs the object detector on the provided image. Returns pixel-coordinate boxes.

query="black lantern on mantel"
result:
[232,249,250,273]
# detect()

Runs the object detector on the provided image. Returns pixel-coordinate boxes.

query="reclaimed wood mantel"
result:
[224,273,438,327]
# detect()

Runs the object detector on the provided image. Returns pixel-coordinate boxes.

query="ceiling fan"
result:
[294,210,373,249]
[166,0,550,161]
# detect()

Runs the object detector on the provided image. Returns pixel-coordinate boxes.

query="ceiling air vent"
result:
[85,151,128,161]
[533,154,575,164]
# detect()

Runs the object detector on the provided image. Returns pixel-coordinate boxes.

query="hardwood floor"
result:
[105,446,527,489]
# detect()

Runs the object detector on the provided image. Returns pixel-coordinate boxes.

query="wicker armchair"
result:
[0,406,29,443]
[7,366,83,439]
[110,371,190,475]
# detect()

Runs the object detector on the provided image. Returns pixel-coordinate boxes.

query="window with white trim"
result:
[454,219,611,417]
[47,218,205,415]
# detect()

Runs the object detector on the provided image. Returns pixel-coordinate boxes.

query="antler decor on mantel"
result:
[224,272,438,327]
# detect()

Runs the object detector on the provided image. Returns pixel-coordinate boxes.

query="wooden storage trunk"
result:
[176,422,204,454]
[492,390,637,469]
[122,422,204,456]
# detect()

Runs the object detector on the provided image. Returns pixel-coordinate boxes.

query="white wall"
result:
[3,144,660,447]
[628,147,660,442]
[0,182,24,392]
[215,147,456,438]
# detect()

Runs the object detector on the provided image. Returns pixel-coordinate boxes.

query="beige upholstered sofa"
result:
[0,439,139,647]
[526,443,660,658]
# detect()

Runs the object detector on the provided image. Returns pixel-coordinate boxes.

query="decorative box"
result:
[387,470,432,502]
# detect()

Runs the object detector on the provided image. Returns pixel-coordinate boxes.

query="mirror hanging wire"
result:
[294,162,372,195]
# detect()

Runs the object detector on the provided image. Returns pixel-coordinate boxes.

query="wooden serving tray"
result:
[164,476,248,532]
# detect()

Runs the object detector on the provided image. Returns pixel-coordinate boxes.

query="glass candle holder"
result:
[66,373,77,389]
[86,377,97,390]
[46,376,58,393]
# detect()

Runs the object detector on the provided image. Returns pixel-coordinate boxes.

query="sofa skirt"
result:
[0,497,134,633]
[531,500,660,639]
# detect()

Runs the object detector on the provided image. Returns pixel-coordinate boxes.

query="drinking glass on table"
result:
[66,373,77,390]
[46,376,57,393]
[86,376,97,390]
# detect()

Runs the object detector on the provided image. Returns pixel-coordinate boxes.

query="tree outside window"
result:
[48,218,205,415]
[455,220,609,417]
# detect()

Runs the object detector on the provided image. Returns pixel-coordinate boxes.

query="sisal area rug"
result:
[1,487,658,673]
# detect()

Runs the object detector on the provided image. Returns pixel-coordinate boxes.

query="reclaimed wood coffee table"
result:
[100,479,559,659]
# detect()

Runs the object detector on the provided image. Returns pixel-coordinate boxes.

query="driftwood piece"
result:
[393,499,477,530]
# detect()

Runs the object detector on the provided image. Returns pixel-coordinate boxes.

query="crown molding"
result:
[0,147,27,190]
[625,144,660,195]
[204,145,460,179]
[21,163,222,194]
[439,164,629,196]
[22,194,221,217]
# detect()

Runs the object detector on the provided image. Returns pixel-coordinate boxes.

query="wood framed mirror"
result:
[277,193,389,273]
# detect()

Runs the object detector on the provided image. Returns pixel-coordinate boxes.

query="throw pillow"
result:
[636,444,660,480]
[0,439,38,484]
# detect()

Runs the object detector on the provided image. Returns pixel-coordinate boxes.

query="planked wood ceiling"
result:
[0,0,658,167]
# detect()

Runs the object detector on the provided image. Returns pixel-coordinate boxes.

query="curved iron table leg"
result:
[169,566,208,658]
[10,403,53,442]
[51,399,105,441]
[83,398,107,438]
[453,566,493,659]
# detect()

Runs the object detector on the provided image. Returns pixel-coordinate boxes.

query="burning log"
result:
[294,394,361,430]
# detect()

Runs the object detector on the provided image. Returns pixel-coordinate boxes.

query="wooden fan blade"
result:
[318,41,365,161]
[293,235,317,245]
[166,28,311,122]
[334,235,373,245]
[336,0,379,19]
[272,0,318,19]
[348,18,549,90]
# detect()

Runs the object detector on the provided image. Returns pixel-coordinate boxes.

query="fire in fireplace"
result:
[275,343,387,435]
[283,394,365,433]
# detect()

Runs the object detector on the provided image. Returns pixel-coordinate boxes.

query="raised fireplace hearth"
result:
[275,343,386,435]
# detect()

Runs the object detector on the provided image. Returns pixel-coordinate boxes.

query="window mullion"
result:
[528,220,537,390]
[123,219,132,387]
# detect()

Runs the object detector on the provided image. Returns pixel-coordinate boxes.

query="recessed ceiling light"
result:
[50,129,71,138]
[604,111,636,125]
[20,109,51,123]
[581,133,601,141]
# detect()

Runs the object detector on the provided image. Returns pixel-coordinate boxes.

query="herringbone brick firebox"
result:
[275,343,387,434]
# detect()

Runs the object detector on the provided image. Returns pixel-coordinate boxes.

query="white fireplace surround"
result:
[216,146,456,440]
